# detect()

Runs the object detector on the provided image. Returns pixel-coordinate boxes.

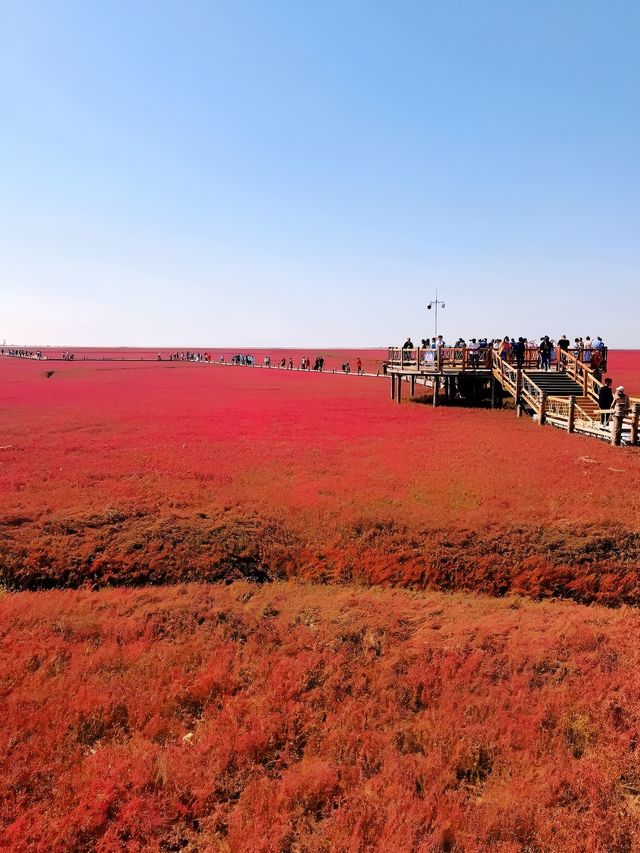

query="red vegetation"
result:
[3,581,640,851]
[2,351,640,851]
[1,352,640,602]
[605,350,640,394]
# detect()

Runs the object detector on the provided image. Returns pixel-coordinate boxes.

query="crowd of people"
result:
[273,355,326,371]
[167,351,212,362]
[401,334,608,374]
[1,348,45,359]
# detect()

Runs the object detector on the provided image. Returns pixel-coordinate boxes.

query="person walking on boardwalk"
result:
[402,337,414,349]
[558,333,570,352]
[356,357,362,375]
[598,378,614,427]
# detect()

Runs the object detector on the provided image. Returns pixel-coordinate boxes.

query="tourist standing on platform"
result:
[402,337,413,349]
[467,338,479,367]
[558,334,570,352]
[499,336,511,361]
[599,378,614,426]
[591,347,603,372]
[513,337,526,369]
[424,339,434,363]
[583,337,592,363]
[612,386,630,445]
[539,336,552,370]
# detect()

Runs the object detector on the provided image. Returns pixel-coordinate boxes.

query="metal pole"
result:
[434,288,438,339]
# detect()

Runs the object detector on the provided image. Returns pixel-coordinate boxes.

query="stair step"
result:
[525,371,583,396]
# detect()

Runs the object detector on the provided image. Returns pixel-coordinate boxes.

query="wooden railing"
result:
[389,345,609,374]
[520,373,544,413]
[491,349,637,441]
[545,396,591,423]
[387,346,493,372]
[491,350,519,398]
[558,349,591,396]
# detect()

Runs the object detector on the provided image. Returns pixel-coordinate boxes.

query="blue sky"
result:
[1,1,639,347]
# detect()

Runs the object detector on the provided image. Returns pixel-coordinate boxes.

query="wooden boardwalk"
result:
[387,345,640,446]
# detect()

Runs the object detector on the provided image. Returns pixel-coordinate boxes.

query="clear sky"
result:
[1,1,639,347]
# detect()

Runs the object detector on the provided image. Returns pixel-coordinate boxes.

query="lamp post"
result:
[426,290,446,339]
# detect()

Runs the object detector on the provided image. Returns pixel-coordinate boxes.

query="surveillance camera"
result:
[441,303,446,308]
[427,304,432,309]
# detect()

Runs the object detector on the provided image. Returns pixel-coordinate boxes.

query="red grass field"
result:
[1,350,640,851]
[2,352,640,602]
[4,582,640,852]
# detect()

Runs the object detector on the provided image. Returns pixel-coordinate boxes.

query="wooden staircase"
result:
[492,350,639,443]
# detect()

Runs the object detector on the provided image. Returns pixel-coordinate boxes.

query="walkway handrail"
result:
[546,395,592,423]
[491,349,522,401]
[520,373,544,413]
[387,346,493,372]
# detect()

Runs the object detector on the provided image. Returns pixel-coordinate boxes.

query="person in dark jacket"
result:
[539,336,552,371]
[513,337,526,369]
[598,377,614,426]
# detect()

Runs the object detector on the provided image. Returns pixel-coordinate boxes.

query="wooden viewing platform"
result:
[388,345,640,446]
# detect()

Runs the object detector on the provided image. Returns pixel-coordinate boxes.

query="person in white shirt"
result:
[467,338,479,367]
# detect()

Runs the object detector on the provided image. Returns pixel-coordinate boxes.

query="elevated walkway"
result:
[388,345,639,446]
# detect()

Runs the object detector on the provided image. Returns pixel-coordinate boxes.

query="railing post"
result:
[515,369,522,411]
[539,391,548,425]
[631,403,640,445]
[568,395,576,433]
